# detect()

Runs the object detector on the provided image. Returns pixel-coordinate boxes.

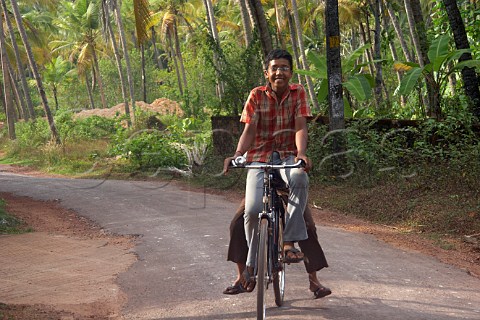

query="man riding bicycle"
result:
[223,48,313,292]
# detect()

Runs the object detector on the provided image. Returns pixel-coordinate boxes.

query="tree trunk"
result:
[283,0,303,85]
[442,0,480,118]
[173,20,188,95]
[325,0,346,174]
[247,0,272,59]
[290,0,320,112]
[381,1,404,106]
[238,0,253,47]
[203,0,224,100]
[410,0,441,119]
[150,28,163,69]
[168,31,183,96]
[326,0,345,132]
[113,0,135,124]
[10,0,60,144]
[141,43,147,102]
[85,71,95,110]
[0,9,15,139]
[274,0,286,49]
[102,0,131,126]
[367,0,385,110]
[91,45,108,109]
[1,0,34,120]
[385,1,414,62]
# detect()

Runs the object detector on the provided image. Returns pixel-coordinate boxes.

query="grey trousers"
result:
[244,156,309,267]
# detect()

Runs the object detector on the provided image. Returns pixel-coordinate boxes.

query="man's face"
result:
[264,58,292,93]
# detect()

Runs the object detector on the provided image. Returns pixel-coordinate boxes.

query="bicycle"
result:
[229,153,305,320]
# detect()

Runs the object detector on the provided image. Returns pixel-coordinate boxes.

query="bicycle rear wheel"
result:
[256,218,269,320]
[273,216,285,307]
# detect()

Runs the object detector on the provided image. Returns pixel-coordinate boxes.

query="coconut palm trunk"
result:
[290,0,320,112]
[0,8,15,139]
[102,0,131,126]
[247,0,272,59]
[10,0,60,144]
[442,0,480,118]
[238,0,253,46]
[113,0,136,124]
[1,0,34,120]
[203,0,224,100]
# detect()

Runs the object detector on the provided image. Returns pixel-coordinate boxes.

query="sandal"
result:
[240,268,256,292]
[284,247,304,264]
[223,284,245,295]
[313,285,332,299]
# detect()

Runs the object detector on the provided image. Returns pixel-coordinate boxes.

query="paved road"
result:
[1,171,480,319]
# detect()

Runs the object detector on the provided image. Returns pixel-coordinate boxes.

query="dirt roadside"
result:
[0,165,479,320]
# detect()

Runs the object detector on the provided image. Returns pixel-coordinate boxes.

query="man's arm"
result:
[295,116,311,171]
[223,122,256,174]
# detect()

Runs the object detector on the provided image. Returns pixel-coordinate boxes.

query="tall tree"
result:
[290,0,320,112]
[0,4,15,139]
[1,0,34,120]
[112,0,136,124]
[203,0,224,100]
[247,0,272,59]
[10,0,60,144]
[101,0,132,126]
[133,0,151,102]
[442,0,480,119]
[325,0,345,133]
[238,0,253,47]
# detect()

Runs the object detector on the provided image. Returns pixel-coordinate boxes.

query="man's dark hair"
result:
[264,49,293,70]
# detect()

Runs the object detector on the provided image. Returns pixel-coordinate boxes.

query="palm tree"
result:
[1,0,35,120]
[290,0,320,112]
[133,0,152,102]
[442,0,480,119]
[112,0,136,124]
[0,4,15,139]
[203,0,225,100]
[10,0,60,144]
[101,0,132,126]
[238,0,253,46]
[247,0,272,59]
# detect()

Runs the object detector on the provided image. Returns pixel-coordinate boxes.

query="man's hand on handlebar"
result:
[223,155,236,175]
[295,154,312,173]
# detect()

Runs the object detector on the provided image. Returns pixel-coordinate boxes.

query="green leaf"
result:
[343,96,353,118]
[343,44,371,74]
[428,35,450,64]
[295,68,326,80]
[452,59,480,71]
[317,79,328,102]
[397,67,424,95]
[306,50,327,73]
[343,74,372,101]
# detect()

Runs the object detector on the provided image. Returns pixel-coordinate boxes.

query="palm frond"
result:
[133,0,152,44]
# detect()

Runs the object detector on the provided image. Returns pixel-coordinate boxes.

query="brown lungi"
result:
[227,199,328,273]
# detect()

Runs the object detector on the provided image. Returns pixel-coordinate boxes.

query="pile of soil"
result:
[74,98,184,119]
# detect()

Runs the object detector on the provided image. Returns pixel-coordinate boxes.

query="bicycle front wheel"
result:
[256,218,269,320]
[273,216,285,307]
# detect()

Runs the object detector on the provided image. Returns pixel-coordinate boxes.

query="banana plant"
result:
[395,34,480,97]
[296,44,375,117]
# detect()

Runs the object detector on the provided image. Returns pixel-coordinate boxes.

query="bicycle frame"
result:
[229,156,305,318]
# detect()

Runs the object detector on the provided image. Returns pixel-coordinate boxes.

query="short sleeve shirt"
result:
[240,83,312,162]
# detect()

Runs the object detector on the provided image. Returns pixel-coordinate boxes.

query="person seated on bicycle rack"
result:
[223,198,332,299]
[223,48,312,291]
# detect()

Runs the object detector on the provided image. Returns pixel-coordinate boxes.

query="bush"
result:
[109,129,188,170]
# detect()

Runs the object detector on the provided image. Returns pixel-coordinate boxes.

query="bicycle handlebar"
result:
[229,156,306,170]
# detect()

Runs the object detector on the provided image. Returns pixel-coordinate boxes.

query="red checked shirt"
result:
[240,83,312,163]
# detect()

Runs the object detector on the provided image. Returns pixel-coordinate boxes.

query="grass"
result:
[0,199,32,234]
